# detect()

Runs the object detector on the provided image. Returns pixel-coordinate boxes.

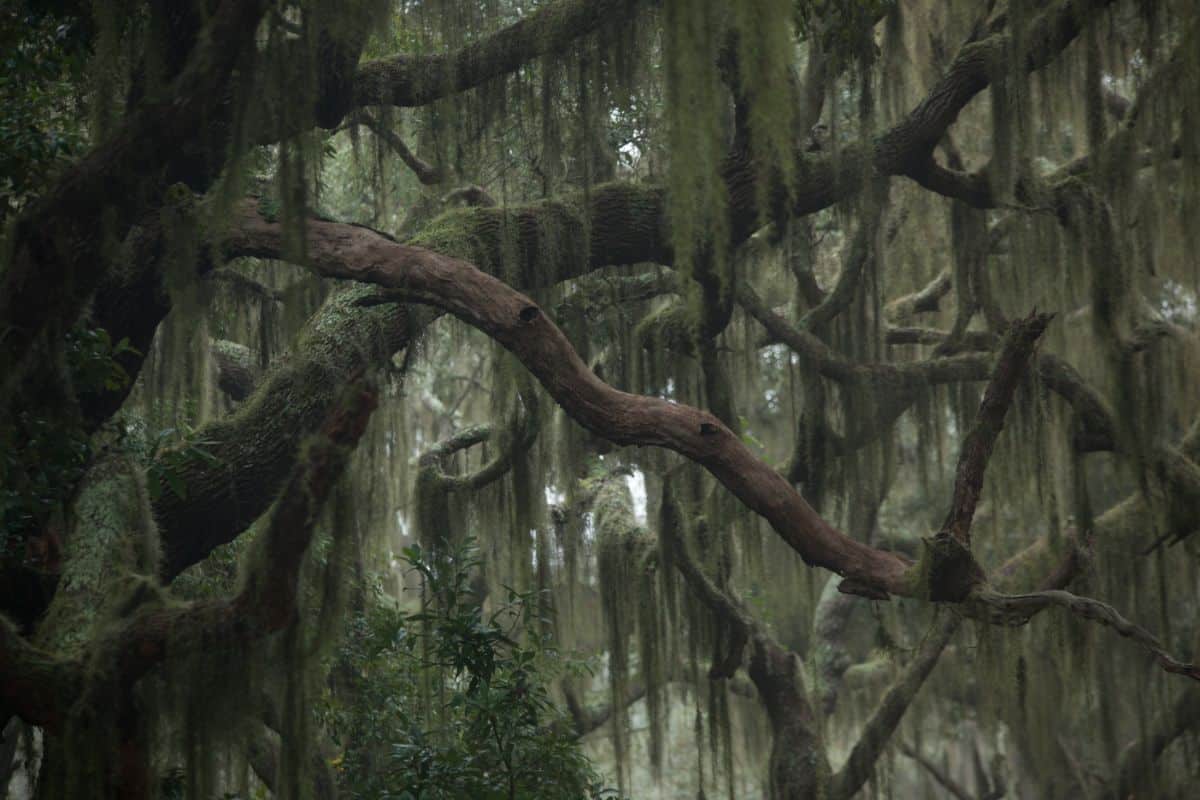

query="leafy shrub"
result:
[324,541,615,800]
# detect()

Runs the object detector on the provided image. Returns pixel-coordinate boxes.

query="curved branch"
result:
[971,588,1200,682]
[884,270,952,322]
[419,386,541,492]
[224,203,916,599]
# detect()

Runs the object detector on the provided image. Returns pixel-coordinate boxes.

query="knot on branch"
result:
[916,533,986,602]
[518,305,541,323]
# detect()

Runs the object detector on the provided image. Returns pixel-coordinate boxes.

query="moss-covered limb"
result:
[35,454,160,655]
[831,612,962,800]
[662,478,830,799]
[555,271,679,320]
[592,472,660,790]
[117,380,377,684]
[211,338,261,402]
[971,587,1200,682]
[877,0,1119,178]
[1034,353,1116,450]
[344,111,443,185]
[440,184,498,208]
[942,312,1053,546]
[300,182,669,289]
[351,0,645,110]
[155,288,415,581]
[635,301,696,357]
[883,271,945,323]
[418,385,541,492]
[739,281,994,387]
[1112,688,1200,799]
[0,618,79,732]
[884,326,995,349]
[419,425,493,464]
[915,20,1190,213]
[0,0,271,408]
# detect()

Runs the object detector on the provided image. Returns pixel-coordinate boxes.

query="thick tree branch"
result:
[155,289,417,581]
[351,0,644,110]
[115,379,378,685]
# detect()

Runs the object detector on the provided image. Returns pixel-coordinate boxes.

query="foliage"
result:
[323,541,614,800]
[140,423,222,502]
[0,1,88,219]
[1,326,133,553]
[794,0,895,70]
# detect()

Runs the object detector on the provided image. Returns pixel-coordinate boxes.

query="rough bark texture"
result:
[155,288,413,580]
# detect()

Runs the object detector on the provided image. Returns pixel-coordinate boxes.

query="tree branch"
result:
[970,588,1200,682]
[351,0,645,110]
[155,288,417,581]
[942,312,1053,546]
[223,204,917,599]
[832,613,962,800]
[347,111,443,185]
[115,379,378,685]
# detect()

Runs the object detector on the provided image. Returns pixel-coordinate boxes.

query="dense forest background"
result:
[2,0,1199,797]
